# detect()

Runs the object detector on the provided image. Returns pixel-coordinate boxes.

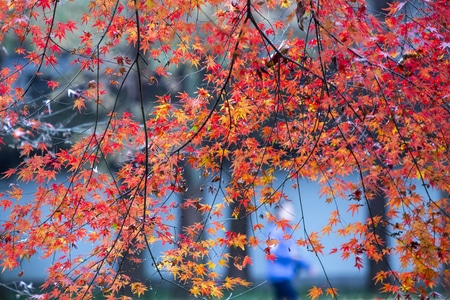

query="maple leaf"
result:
[354,255,363,270]
[73,97,86,112]
[275,218,292,231]
[130,282,147,297]
[347,203,363,216]
[190,285,201,297]
[44,54,57,67]
[19,143,34,157]
[1,257,19,271]
[47,80,59,90]
[15,47,26,55]
[265,247,277,262]
[0,199,13,211]
[385,1,406,16]
[248,236,259,247]
[37,0,52,10]
[374,270,388,285]
[65,20,77,32]
[326,287,338,298]
[2,168,16,179]
[242,255,252,267]
[308,286,323,300]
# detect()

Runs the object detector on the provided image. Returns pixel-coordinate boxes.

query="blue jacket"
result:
[267,225,310,282]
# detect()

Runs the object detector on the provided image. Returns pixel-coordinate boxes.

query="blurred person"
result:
[266,203,311,300]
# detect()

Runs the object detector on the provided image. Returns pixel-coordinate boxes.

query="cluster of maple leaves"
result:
[0,0,449,299]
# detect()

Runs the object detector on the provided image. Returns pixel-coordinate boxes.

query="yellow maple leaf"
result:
[280,0,291,9]
[218,258,228,267]
[190,285,201,297]
[231,233,246,250]
[130,282,147,297]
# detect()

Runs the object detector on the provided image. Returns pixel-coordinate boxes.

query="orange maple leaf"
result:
[326,287,338,298]
[73,97,86,112]
[308,286,324,300]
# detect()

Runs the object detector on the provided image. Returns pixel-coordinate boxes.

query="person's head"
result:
[276,201,295,222]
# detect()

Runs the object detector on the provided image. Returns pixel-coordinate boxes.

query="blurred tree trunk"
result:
[226,204,249,281]
[119,241,146,297]
[364,0,392,292]
[119,69,146,298]
[172,163,204,298]
[226,180,250,282]
[367,188,390,292]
